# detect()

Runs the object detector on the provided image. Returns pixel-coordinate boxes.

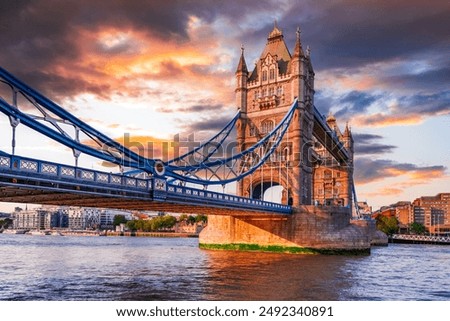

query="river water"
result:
[0,234,449,301]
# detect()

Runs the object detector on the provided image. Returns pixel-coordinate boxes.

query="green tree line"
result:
[178,214,207,225]
[115,214,207,232]
[0,218,13,229]
[376,215,426,235]
[126,215,177,232]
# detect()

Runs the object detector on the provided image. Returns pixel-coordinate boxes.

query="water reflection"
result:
[201,250,354,300]
[1,235,449,301]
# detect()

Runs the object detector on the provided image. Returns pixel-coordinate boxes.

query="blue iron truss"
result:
[0,66,350,193]
[0,66,298,187]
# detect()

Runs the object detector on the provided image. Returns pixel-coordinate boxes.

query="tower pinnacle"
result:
[268,21,283,42]
[293,26,304,57]
[236,44,248,74]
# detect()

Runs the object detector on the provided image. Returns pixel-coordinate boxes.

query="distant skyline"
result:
[0,0,449,211]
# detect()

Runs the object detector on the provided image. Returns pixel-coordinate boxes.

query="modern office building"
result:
[412,193,449,230]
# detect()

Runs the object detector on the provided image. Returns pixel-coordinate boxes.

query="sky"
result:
[0,0,449,212]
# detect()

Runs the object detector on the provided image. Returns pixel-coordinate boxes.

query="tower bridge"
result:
[0,25,385,253]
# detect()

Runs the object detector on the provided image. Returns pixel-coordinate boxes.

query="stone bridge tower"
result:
[235,24,353,208]
[199,25,372,254]
[236,24,315,206]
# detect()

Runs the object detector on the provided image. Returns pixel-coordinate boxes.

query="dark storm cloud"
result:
[352,133,397,155]
[0,0,253,99]
[354,158,446,184]
[384,66,450,92]
[158,103,226,114]
[398,91,450,115]
[281,0,450,70]
[153,61,229,81]
[313,91,333,116]
[353,133,383,142]
[334,91,380,119]
[317,89,449,127]
[1,0,449,105]
[180,116,234,133]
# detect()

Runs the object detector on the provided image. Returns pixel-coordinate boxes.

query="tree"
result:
[126,220,136,231]
[410,222,426,235]
[0,218,13,229]
[160,215,177,229]
[125,215,177,232]
[376,216,399,236]
[195,214,208,224]
[113,215,127,227]
[187,215,196,225]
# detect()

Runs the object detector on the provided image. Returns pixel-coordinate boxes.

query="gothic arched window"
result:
[262,70,268,82]
[269,68,275,80]
[261,119,274,134]
[277,86,283,96]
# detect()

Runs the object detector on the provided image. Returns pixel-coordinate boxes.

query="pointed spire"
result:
[344,122,352,137]
[326,111,336,123]
[236,44,248,74]
[268,20,283,42]
[293,26,304,57]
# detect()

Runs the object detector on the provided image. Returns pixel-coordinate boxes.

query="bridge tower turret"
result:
[235,45,249,113]
[342,123,354,208]
[289,27,315,205]
[235,23,316,206]
[235,46,249,197]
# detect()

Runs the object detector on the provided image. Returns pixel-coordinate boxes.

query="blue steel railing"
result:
[166,184,291,213]
[0,153,292,214]
[0,154,150,191]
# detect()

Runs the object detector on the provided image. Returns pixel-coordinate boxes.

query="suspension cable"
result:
[260,161,263,200]
[250,171,253,198]
[286,124,289,204]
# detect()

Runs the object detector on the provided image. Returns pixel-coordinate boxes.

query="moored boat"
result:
[26,230,50,236]
[2,229,27,234]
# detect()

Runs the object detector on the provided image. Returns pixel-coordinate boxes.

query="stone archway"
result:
[248,181,292,205]
[251,181,279,200]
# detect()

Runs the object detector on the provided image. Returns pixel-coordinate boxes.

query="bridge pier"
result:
[199,207,382,254]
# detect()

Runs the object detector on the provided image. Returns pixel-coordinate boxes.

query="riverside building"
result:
[412,193,450,234]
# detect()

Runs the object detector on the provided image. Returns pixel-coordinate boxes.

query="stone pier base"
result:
[351,219,388,246]
[199,206,377,255]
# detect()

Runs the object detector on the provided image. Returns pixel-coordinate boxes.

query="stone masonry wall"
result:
[199,206,372,251]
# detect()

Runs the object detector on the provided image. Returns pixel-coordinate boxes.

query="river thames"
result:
[0,234,449,301]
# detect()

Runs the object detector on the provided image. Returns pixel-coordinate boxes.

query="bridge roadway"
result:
[0,153,291,217]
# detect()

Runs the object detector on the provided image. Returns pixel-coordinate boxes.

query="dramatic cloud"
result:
[158,102,227,114]
[353,133,397,155]
[365,188,404,198]
[334,91,381,119]
[0,0,449,212]
[284,0,450,70]
[0,0,235,102]
[351,91,450,127]
[180,116,235,134]
[354,158,447,185]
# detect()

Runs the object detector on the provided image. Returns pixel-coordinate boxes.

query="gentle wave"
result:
[0,234,449,300]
